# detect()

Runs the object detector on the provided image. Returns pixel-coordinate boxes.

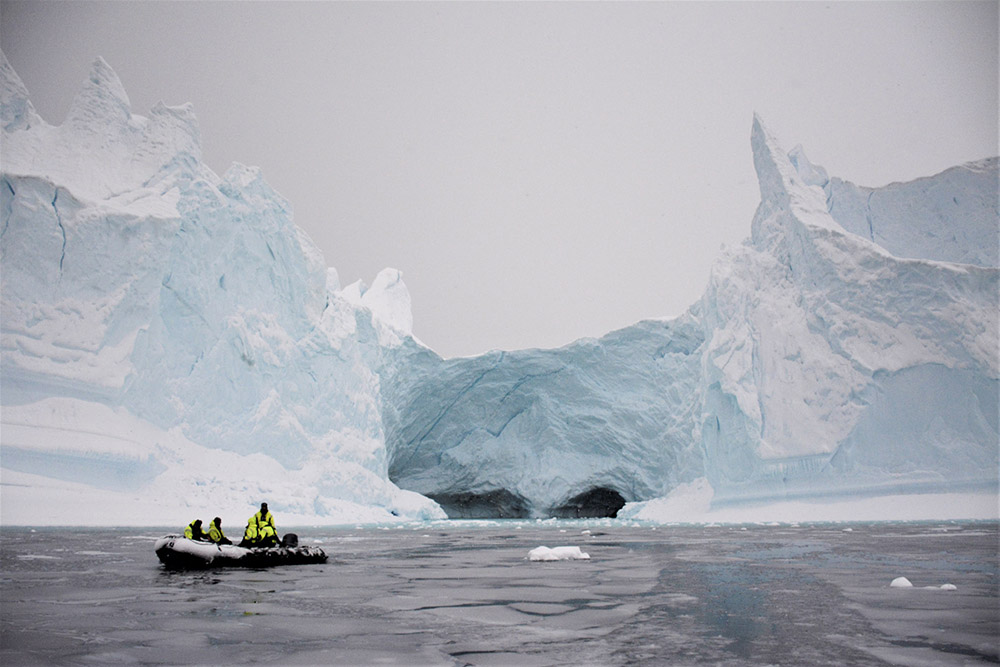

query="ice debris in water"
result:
[528,546,591,561]
[891,577,958,590]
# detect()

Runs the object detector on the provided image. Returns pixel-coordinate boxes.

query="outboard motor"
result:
[281,533,298,548]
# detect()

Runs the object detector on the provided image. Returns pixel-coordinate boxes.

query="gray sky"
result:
[2,1,997,358]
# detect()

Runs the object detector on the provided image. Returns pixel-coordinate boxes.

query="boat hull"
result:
[154,535,327,569]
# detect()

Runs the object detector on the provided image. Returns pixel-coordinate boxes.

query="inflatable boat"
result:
[154,533,327,569]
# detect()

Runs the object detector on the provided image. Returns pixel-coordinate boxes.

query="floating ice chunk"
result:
[528,546,591,562]
[916,583,958,591]
[890,577,913,588]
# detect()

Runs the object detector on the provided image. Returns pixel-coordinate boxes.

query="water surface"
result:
[1,521,997,665]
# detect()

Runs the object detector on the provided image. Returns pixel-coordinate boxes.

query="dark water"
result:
[1,521,997,666]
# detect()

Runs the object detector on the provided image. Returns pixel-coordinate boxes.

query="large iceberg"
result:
[1,54,996,525]
[696,119,997,506]
[382,118,998,518]
[382,314,707,517]
[0,53,443,524]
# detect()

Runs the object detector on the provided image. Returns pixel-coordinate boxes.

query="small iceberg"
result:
[528,546,590,562]
[890,577,958,591]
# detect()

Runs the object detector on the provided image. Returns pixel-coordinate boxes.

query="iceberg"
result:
[0,53,443,524]
[1,53,996,525]
[527,546,591,562]
[382,117,997,519]
[382,315,707,518]
[696,118,997,507]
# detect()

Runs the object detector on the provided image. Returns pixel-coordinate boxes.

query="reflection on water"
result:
[1,522,997,666]
[695,563,775,658]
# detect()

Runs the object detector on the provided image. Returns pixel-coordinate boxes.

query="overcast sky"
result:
[2,1,996,358]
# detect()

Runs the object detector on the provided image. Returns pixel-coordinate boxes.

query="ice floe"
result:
[528,546,591,562]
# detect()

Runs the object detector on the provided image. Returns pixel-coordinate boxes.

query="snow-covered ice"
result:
[1,52,997,525]
[891,578,960,591]
[527,546,591,561]
[0,52,443,525]
[384,115,998,519]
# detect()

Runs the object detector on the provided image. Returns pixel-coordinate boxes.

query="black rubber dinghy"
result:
[154,533,327,569]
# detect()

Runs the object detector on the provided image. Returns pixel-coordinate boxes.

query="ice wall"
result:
[0,53,443,523]
[2,52,996,524]
[382,315,706,517]
[697,117,998,505]
[382,116,998,515]
[792,146,999,267]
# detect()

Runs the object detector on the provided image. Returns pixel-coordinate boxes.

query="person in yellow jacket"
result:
[208,517,232,545]
[238,503,279,547]
[254,502,279,547]
[254,503,276,534]
[240,517,259,547]
[184,519,209,541]
[257,522,279,548]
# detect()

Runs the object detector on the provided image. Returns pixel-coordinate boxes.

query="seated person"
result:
[208,517,232,545]
[254,503,276,534]
[184,519,210,542]
[239,518,258,548]
[257,522,279,548]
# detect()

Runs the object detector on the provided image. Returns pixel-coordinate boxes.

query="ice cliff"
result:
[382,119,998,517]
[1,54,996,525]
[0,54,443,524]
[696,120,997,506]
[382,315,707,517]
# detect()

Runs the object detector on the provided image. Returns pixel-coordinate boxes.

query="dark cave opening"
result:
[550,487,626,518]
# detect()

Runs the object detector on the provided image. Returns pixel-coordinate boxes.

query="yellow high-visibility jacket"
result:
[184,521,208,541]
[243,519,258,542]
[208,523,227,543]
[254,510,276,532]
